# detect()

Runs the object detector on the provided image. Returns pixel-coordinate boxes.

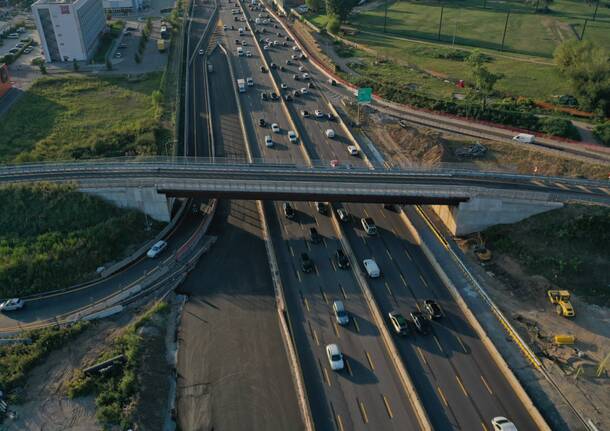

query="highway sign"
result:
[357,87,372,104]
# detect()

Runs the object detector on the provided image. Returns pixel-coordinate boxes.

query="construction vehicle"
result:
[473,233,492,262]
[547,290,575,318]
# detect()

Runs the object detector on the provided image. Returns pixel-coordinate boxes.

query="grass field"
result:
[0,73,163,163]
[349,0,610,58]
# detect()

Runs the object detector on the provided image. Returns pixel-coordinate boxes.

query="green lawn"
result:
[0,73,162,163]
[350,0,610,58]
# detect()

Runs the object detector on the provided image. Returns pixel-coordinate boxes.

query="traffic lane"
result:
[282,201,419,430]
[192,53,208,157]
[176,200,303,431]
[393,207,540,429]
[339,204,458,429]
[0,207,205,329]
[208,49,245,158]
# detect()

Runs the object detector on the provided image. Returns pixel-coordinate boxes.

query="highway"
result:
[218,1,427,429]
[236,1,542,429]
[175,2,303,429]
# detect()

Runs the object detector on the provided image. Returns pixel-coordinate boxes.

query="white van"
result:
[512,133,535,144]
[363,259,380,278]
[237,46,244,56]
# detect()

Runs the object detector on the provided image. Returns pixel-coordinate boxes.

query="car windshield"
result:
[331,354,341,361]
[396,315,407,326]
[336,310,346,317]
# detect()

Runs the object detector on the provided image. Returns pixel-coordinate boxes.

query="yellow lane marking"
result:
[419,274,428,288]
[554,182,570,190]
[357,398,369,424]
[417,346,428,366]
[323,367,331,386]
[404,248,413,261]
[332,320,340,337]
[340,285,348,299]
[400,274,408,287]
[481,422,489,431]
[308,321,319,345]
[481,375,493,395]
[365,350,375,370]
[437,387,449,407]
[330,259,337,271]
[386,248,393,260]
[336,414,345,431]
[433,335,443,353]
[353,316,360,333]
[289,245,295,257]
[456,375,469,397]
[320,287,328,304]
[304,297,310,312]
[456,336,468,353]
[345,357,353,376]
[296,270,302,283]
[381,394,394,419]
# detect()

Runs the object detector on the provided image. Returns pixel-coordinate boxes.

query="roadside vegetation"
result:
[0,183,163,298]
[0,73,166,163]
[483,205,610,306]
[67,301,170,429]
[93,20,125,64]
[0,322,90,402]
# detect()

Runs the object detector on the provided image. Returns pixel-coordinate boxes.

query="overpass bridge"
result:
[2,157,609,234]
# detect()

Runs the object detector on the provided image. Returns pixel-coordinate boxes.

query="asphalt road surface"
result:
[175,14,303,430]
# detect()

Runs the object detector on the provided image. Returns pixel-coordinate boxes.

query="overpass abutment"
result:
[431,197,563,236]
[80,187,172,222]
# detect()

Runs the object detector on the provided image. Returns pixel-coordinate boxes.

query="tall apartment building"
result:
[32,0,106,63]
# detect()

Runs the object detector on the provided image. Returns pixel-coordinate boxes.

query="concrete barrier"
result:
[329,208,433,431]
[399,207,551,431]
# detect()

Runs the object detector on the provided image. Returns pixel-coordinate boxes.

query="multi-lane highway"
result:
[217,1,429,429]
[220,0,543,429]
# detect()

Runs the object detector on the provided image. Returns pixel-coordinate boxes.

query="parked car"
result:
[325,129,335,138]
[491,417,518,431]
[271,123,280,133]
[315,201,327,214]
[265,135,274,147]
[347,146,359,156]
[336,208,349,222]
[288,130,298,143]
[309,227,322,244]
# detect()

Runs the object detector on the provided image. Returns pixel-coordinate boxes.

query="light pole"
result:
[500,9,510,51]
[383,0,388,33]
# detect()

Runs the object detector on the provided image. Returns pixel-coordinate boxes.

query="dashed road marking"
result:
[365,350,375,370]
[357,398,369,424]
[417,346,428,365]
[340,284,348,299]
[386,248,393,260]
[456,336,468,353]
[419,274,428,288]
[437,387,449,407]
[381,394,394,419]
[481,375,493,395]
[344,357,353,376]
[434,335,443,353]
[456,375,469,397]
[353,316,360,333]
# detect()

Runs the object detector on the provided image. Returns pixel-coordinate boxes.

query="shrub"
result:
[326,14,340,34]
[539,117,580,140]
[593,122,610,146]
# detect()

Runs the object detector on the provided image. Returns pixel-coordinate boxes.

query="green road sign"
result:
[357,87,372,104]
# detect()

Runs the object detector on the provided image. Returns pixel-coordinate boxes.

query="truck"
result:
[237,78,246,93]
[157,39,166,52]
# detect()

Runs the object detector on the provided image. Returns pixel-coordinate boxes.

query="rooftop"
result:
[33,0,79,5]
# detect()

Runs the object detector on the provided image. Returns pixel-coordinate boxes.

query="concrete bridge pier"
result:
[430,197,563,236]
[80,187,172,222]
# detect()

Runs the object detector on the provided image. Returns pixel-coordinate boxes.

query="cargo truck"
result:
[237,78,246,93]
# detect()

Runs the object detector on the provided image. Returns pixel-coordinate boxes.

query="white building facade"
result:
[102,0,142,15]
[32,0,106,62]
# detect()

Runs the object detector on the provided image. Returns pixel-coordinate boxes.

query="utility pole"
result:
[383,0,388,33]
[592,0,600,21]
[580,18,588,39]
[500,10,510,51]
[534,0,540,12]
[437,6,444,40]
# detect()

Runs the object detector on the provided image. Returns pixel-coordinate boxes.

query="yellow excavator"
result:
[547,290,575,318]
[473,233,492,262]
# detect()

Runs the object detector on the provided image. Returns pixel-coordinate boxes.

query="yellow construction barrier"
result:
[554,334,576,345]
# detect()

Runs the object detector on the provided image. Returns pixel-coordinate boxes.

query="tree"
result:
[554,40,610,116]
[466,49,502,109]
[306,0,323,12]
[72,58,79,71]
[326,14,341,34]
[39,63,47,75]
[325,0,356,22]
[105,57,112,71]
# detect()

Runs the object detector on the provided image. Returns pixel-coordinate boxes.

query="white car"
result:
[347,145,359,156]
[291,54,299,60]
[246,77,254,86]
[300,87,308,94]
[198,49,204,55]
[242,40,247,46]
[0,298,24,312]
[271,123,280,133]
[147,240,168,258]
[246,51,252,57]
[314,110,324,118]
[265,135,274,147]
[223,25,228,30]
[363,259,380,278]
[325,129,335,138]
[326,344,344,371]
[298,65,305,71]
[302,73,309,80]
[292,45,300,51]
[273,40,278,46]
[288,130,298,143]
[263,44,269,50]
[491,417,518,431]
[280,83,288,89]
[336,208,349,222]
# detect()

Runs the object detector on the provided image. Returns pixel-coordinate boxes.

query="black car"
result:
[259,118,266,127]
[261,92,268,101]
[309,227,322,244]
[270,92,279,100]
[270,62,277,69]
[300,253,314,273]
[424,299,442,319]
[308,82,314,89]
[284,94,293,102]
[410,311,430,334]
[235,39,241,44]
[285,36,291,41]
[260,65,267,73]
[280,65,286,71]
[315,201,327,214]
[293,74,299,80]
[301,109,310,117]
[285,59,291,65]
[335,248,350,269]
[389,311,409,335]
[293,90,301,97]
[329,79,337,86]
[383,203,396,212]
[283,202,295,219]
[327,113,335,121]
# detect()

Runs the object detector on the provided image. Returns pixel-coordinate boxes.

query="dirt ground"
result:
[2,319,126,431]
[461,247,610,429]
[358,107,610,179]
[2,299,177,431]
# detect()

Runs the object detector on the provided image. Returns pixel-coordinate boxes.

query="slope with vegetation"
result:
[0,183,163,298]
